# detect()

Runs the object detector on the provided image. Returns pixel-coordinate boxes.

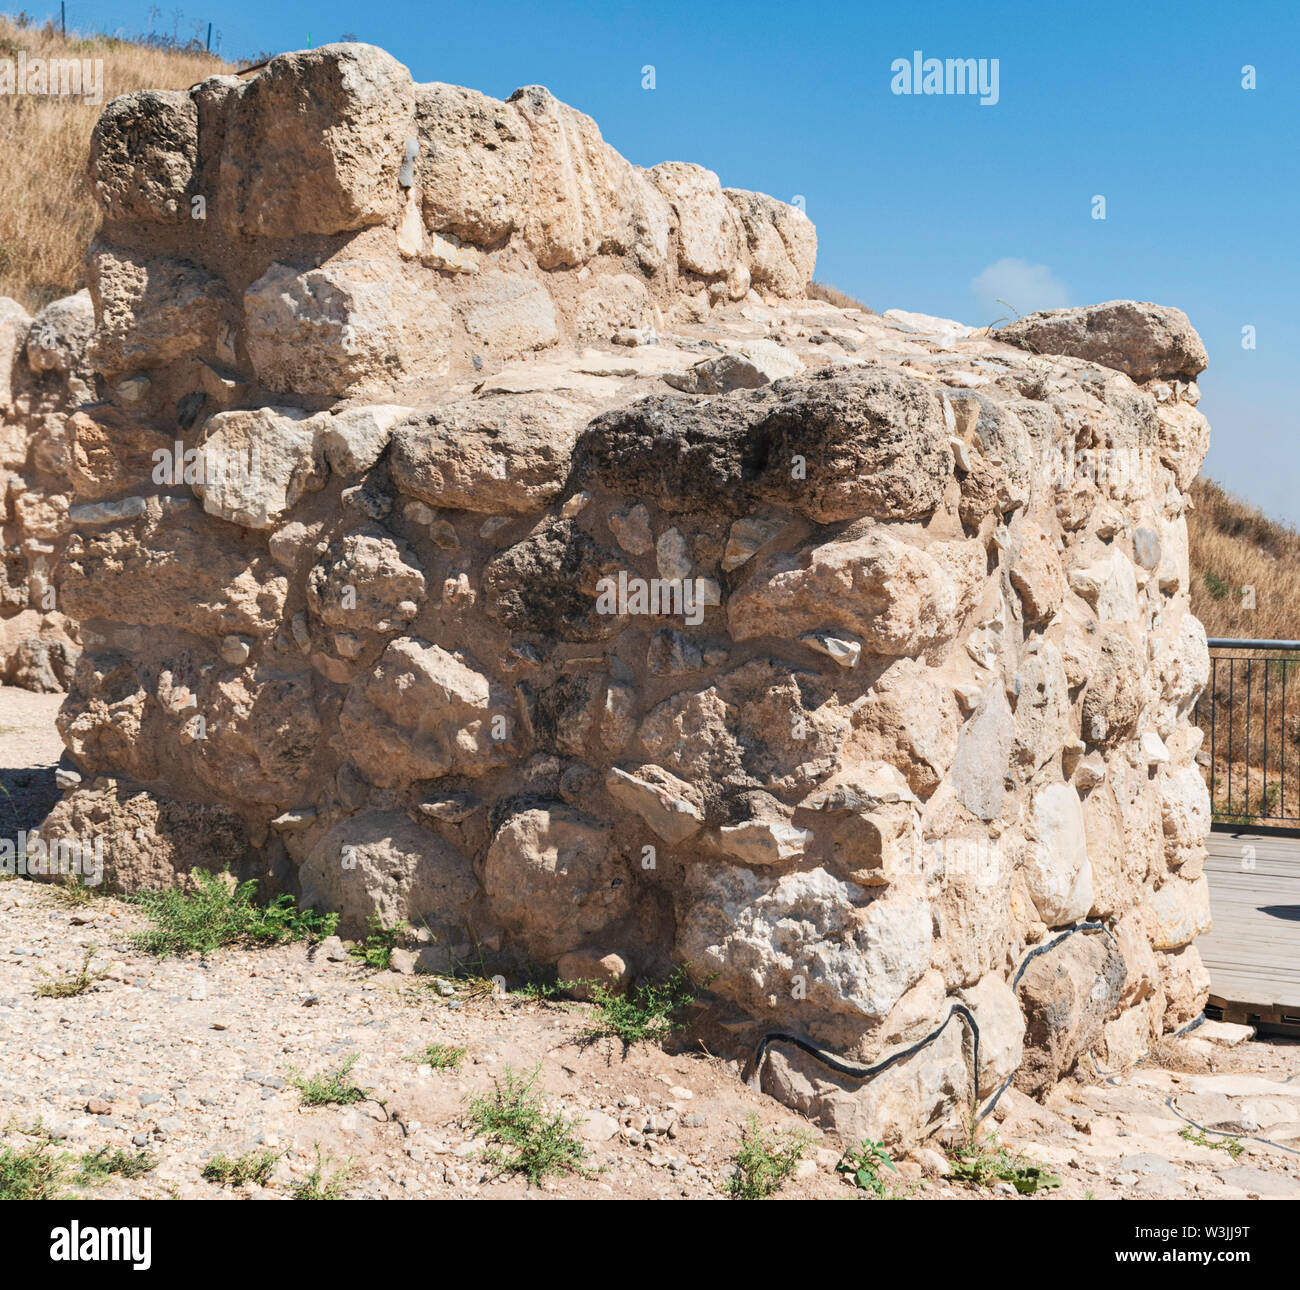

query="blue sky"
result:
[52,0,1300,522]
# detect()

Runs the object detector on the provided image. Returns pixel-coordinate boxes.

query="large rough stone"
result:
[649,162,741,278]
[1022,783,1093,926]
[1146,874,1213,950]
[483,805,630,959]
[59,522,287,638]
[997,301,1208,383]
[948,684,1015,821]
[574,367,954,523]
[86,247,228,375]
[219,43,414,238]
[677,865,932,1037]
[337,638,507,787]
[88,89,197,223]
[724,188,816,297]
[729,529,983,657]
[299,810,476,939]
[192,407,326,529]
[306,526,426,630]
[390,394,588,514]
[1015,932,1126,1096]
[460,271,558,355]
[415,82,530,246]
[244,260,452,397]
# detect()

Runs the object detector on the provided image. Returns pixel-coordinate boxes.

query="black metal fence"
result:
[1195,638,1300,824]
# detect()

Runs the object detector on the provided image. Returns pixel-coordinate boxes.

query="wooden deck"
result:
[1200,829,1300,1028]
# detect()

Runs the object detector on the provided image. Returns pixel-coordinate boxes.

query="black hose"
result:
[748,920,1117,1126]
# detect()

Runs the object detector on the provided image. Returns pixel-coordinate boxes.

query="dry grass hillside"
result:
[1189,476,1300,641]
[0,15,232,310]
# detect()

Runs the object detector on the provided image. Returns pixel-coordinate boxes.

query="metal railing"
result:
[1195,638,1300,824]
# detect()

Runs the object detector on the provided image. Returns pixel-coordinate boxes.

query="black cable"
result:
[748,920,1118,1126]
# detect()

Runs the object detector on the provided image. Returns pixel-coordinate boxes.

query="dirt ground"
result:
[2,684,1299,1201]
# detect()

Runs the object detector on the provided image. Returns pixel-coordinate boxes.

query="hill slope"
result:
[0,16,232,310]
[1188,476,1300,641]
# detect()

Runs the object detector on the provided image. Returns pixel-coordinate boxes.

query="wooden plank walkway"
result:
[1200,829,1300,1026]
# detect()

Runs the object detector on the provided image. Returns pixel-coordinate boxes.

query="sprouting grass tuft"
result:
[291,1144,352,1199]
[405,1042,466,1070]
[727,1113,814,1200]
[130,869,338,957]
[469,1066,587,1185]
[201,1148,281,1187]
[289,1054,370,1108]
[33,945,107,998]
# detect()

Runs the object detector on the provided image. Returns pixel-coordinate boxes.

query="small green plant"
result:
[727,1114,815,1200]
[948,1126,1062,1194]
[1203,570,1231,601]
[837,1137,898,1197]
[469,1065,587,1185]
[33,945,107,998]
[406,1042,466,1070]
[0,1132,71,1199]
[78,1145,159,1183]
[44,875,98,907]
[289,1054,369,1108]
[573,966,700,1048]
[1179,1125,1245,1159]
[201,1148,281,1186]
[291,1144,352,1199]
[349,915,409,970]
[131,869,338,957]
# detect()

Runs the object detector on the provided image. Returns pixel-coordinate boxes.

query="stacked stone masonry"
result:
[1,43,1215,1145]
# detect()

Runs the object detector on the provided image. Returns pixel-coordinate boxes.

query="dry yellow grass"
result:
[1188,475,1300,641]
[1186,477,1300,819]
[807,280,873,313]
[0,16,232,310]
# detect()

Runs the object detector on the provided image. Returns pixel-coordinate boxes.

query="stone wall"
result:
[21,42,1215,1145]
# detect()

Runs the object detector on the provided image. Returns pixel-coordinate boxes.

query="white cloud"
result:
[969,257,1071,321]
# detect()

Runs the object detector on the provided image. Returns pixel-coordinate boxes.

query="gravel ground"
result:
[3,684,1300,1201]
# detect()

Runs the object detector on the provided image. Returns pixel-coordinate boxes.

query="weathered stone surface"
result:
[244,259,452,396]
[391,394,588,514]
[192,407,326,529]
[306,526,426,630]
[729,529,983,657]
[677,865,932,1034]
[574,367,953,523]
[650,162,742,278]
[300,810,476,938]
[1147,874,1213,950]
[35,780,249,893]
[1009,524,1065,623]
[337,638,507,787]
[959,972,1026,1097]
[1023,783,1093,926]
[1157,943,1211,1029]
[59,522,287,637]
[604,764,704,844]
[483,804,630,958]
[86,247,228,374]
[25,292,96,380]
[998,301,1208,383]
[461,271,558,354]
[415,82,530,246]
[88,89,198,223]
[724,188,816,297]
[219,44,414,238]
[0,296,31,411]
[1012,643,1070,772]
[948,684,1015,821]
[483,519,622,642]
[1015,932,1127,1096]
[318,405,414,476]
